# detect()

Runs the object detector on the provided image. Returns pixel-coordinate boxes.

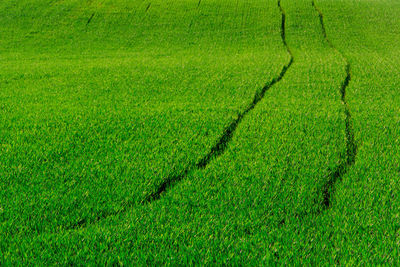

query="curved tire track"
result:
[86,12,95,26]
[312,0,357,211]
[67,0,294,230]
[144,0,294,203]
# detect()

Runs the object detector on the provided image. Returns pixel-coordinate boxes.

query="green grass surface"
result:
[0,0,286,235]
[1,0,399,264]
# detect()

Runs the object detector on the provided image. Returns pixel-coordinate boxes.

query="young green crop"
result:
[0,0,286,251]
[1,0,399,265]
[3,0,345,264]
[300,0,400,264]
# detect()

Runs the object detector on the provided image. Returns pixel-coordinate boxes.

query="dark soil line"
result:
[86,12,95,26]
[312,0,357,211]
[144,0,294,203]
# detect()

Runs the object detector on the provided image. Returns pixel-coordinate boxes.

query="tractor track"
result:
[312,0,357,211]
[67,0,293,230]
[189,0,203,31]
[85,0,106,27]
[86,12,95,26]
[145,3,151,12]
[144,0,294,203]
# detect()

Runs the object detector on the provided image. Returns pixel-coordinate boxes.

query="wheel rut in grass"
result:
[67,0,293,230]
[86,12,95,26]
[189,0,203,31]
[312,0,357,211]
[145,3,151,12]
[85,1,106,26]
[144,0,294,203]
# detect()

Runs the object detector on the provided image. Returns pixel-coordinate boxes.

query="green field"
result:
[1,0,399,264]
